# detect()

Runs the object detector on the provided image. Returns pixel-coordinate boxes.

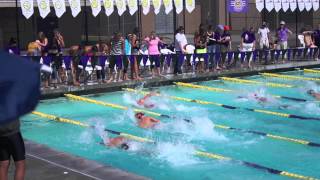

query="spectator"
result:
[206,25,215,70]
[124,33,132,80]
[276,21,292,50]
[131,27,142,80]
[6,38,20,55]
[108,32,124,83]
[36,32,48,56]
[213,25,223,70]
[258,22,271,49]
[145,31,165,77]
[49,30,65,85]
[221,26,232,68]
[240,27,256,68]
[174,26,188,75]
[194,26,207,73]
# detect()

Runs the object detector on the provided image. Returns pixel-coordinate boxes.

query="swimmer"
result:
[307,90,320,100]
[135,112,160,129]
[238,93,268,104]
[102,136,130,150]
[137,92,158,108]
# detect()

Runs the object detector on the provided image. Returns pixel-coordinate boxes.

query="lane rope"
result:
[304,69,320,74]
[219,77,293,88]
[260,73,320,82]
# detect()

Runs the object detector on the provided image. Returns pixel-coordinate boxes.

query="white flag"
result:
[174,0,183,14]
[281,0,290,12]
[266,0,275,11]
[289,0,297,11]
[103,0,114,16]
[52,0,66,18]
[185,0,195,13]
[153,0,162,14]
[127,0,138,15]
[69,0,81,17]
[89,0,101,17]
[116,0,126,15]
[21,0,34,19]
[313,0,319,10]
[37,0,50,18]
[163,0,173,14]
[256,0,265,12]
[142,0,150,15]
[304,0,312,11]
[297,0,305,10]
[274,0,282,11]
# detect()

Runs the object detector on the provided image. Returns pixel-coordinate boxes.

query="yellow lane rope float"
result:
[219,77,293,88]
[260,73,320,82]
[66,93,320,147]
[30,111,319,180]
[304,69,320,74]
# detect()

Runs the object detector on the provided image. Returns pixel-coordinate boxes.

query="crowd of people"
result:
[4,21,320,88]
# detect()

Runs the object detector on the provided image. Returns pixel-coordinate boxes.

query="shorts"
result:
[0,132,25,161]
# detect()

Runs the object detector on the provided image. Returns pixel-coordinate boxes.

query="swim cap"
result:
[120,143,129,150]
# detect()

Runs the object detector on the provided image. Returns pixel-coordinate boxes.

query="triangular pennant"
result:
[89,0,102,17]
[304,0,312,11]
[266,0,275,11]
[297,0,305,11]
[68,0,81,17]
[142,0,151,15]
[52,0,66,18]
[152,0,162,14]
[281,0,290,11]
[313,0,320,10]
[37,0,50,18]
[174,0,183,14]
[256,0,265,12]
[21,0,34,19]
[185,0,195,13]
[103,0,114,16]
[127,0,138,15]
[163,0,173,14]
[274,0,282,11]
[115,0,126,16]
[289,0,297,11]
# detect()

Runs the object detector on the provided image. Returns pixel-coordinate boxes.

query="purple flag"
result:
[228,0,248,13]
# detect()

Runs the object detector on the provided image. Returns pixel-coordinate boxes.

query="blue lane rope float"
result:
[30,111,320,180]
[65,93,320,148]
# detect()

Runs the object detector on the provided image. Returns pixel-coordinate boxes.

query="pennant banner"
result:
[69,0,81,17]
[256,0,265,12]
[103,0,114,16]
[116,0,126,16]
[304,0,312,11]
[274,0,282,11]
[52,0,66,18]
[289,0,297,11]
[186,0,195,13]
[297,0,305,11]
[142,0,151,15]
[163,0,173,14]
[21,0,34,19]
[89,0,101,17]
[153,0,162,14]
[174,0,183,14]
[281,0,290,12]
[313,0,319,10]
[266,0,274,11]
[127,0,138,15]
[37,0,50,18]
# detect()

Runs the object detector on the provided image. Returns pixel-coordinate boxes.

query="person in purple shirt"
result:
[276,21,292,50]
[240,27,256,68]
[6,38,20,55]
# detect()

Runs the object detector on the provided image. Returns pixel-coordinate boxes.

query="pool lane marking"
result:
[219,77,293,88]
[304,69,320,74]
[123,88,320,121]
[174,82,309,102]
[29,112,320,180]
[260,73,320,82]
[64,94,320,148]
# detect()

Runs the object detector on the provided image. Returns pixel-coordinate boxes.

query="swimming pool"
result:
[22,69,320,180]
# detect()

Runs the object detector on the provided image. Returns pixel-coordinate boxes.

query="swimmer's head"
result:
[120,143,129,150]
[135,112,145,119]
[307,90,315,95]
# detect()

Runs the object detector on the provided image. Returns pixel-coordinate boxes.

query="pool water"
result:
[22,69,320,180]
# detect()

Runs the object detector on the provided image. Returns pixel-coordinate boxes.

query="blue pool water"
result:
[22,70,320,180]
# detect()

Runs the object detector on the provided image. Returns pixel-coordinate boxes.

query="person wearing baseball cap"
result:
[276,20,292,51]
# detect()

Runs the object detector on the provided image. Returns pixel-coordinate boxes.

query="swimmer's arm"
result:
[150,118,160,123]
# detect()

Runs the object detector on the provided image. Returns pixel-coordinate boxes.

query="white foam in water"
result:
[78,130,94,145]
[303,103,320,115]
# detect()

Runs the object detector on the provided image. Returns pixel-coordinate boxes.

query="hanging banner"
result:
[152,0,162,14]
[52,0,66,18]
[37,0,50,18]
[228,0,248,13]
[103,0,114,16]
[185,0,195,13]
[163,0,173,14]
[297,0,305,11]
[174,0,183,14]
[89,0,101,17]
[281,0,290,12]
[274,0,282,11]
[313,0,319,10]
[256,0,265,12]
[304,0,312,11]
[69,0,81,17]
[127,0,138,15]
[142,0,151,15]
[21,0,34,19]
[116,0,126,16]
[265,0,274,11]
[289,0,297,11]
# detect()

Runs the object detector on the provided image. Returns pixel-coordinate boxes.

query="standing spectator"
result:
[194,27,207,73]
[258,22,271,49]
[49,30,65,85]
[124,33,132,80]
[206,25,215,70]
[213,25,223,70]
[174,26,188,75]
[36,32,48,56]
[240,27,256,68]
[276,21,292,50]
[221,26,232,68]
[314,24,320,60]
[144,31,165,77]
[131,27,142,80]
[6,38,20,55]
[108,32,124,83]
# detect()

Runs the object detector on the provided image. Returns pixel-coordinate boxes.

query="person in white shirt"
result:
[174,26,188,74]
[258,22,270,49]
